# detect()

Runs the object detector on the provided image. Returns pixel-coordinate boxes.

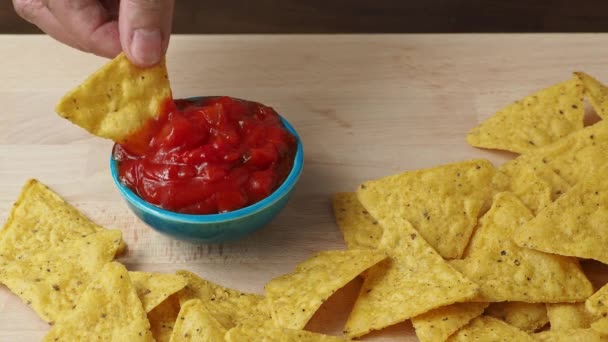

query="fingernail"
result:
[130,28,161,67]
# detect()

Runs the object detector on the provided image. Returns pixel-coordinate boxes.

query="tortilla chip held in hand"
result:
[55,53,172,145]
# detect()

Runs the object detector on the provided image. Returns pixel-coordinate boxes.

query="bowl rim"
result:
[109,100,303,224]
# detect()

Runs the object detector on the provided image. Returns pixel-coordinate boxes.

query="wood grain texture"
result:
[2,34,608,341]
[4,0,608,33]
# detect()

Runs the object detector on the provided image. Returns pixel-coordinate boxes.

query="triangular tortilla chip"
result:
[547,303,597,330]
[0,179,125,260]
[492,160,571,214]
[43,262,153,341]
[332,192,382,249]
[225,324,348,342]
[447,316,536,342]
[0,230,123,324]
[451,192,592,302]
[467,77,585,154]
[586,283,608,317]
[148,295,181,342]
[55,52,172,145]
[499,120,608,186]
[536,328,606,342]
[265,249,386,330]
[575,72,608,119]
[514,170,608,264]
[176,270,271,329]
[412,302,488,342]
[343,216,479,338]
[485,302,548,332]
[357,159,495,259]
[170,299,226,342]
[129,271,187,313]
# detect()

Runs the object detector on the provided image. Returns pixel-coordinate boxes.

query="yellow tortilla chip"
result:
[447,316,536,342]
[344,216,479,338]
[129,271,187,313]
[451,192,592,302]
[592,317,608,335]
[148,295,181,342]
[241,298,276,327]
[332,192,382,249]
[43,262,153,341]
[55,52,172,144]
[412,302,488,342]
[587,283,608,317]
[225,324,348,342]
[485,302,548,332]
[467,77,585,154]
[547,303,596,330]
[514,170,608,264]
[357,159,495,259]
[176,270,271,329]
[575,72,608,119]
[265,249,386,330]
[0,230,122,324]
[0,179,125,260]
[169,299,226,342]
[492,160,571,214]
[536,328,606,342]
[499,120,608,186]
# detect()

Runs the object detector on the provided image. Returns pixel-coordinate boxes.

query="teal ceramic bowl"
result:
[110,107,303,243]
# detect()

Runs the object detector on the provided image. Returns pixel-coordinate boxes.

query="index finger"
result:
[44,0,121,58]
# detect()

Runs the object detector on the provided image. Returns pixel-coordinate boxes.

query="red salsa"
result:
[113,97,297,214]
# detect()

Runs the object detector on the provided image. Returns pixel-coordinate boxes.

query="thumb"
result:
[119,0,174,67]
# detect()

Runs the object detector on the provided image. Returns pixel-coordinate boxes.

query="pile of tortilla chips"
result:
[328,72,608,341]
[0,180,188,340]
[0,179,361,341]
[5,51,608,340]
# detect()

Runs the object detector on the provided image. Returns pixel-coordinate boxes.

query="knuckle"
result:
[13,0,45,22]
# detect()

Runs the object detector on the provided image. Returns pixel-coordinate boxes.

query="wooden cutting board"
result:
[1,34,608,341]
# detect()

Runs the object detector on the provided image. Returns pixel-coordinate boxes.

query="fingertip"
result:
[124,28,162,67]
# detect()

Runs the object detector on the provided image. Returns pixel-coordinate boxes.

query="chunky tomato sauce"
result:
[113,97,297,214]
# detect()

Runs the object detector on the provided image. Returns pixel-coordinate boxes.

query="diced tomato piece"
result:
[216,189,248,213]
[202,103,226,126]
[229,167,250,187]
[199,165,228,182]
[141,162,195,181]
[137,178,163,205]
[179,197,218,215]
[243,125,267,147]
[118,160,139,187]
[182,145,219,165]
[246,170,276,202]
[247,143,278,169]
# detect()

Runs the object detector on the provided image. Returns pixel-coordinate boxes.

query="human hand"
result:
[13,0,174,67]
